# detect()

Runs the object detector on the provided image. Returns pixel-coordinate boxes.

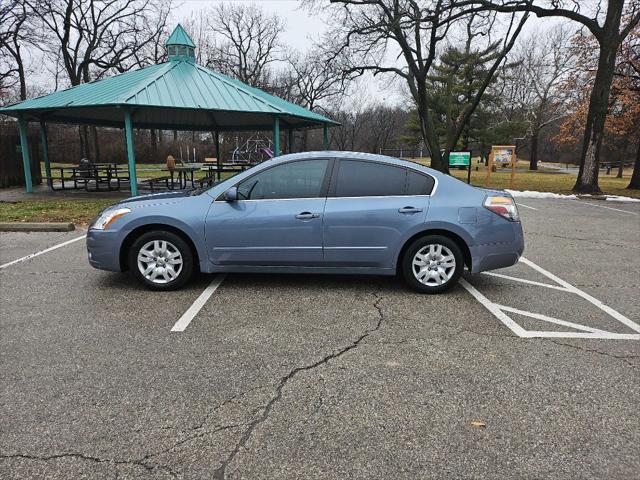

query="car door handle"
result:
[295,212,320,220]
[398,206,423,214]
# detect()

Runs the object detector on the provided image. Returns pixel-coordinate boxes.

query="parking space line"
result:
[522,331,640,340]
[495,304,608,334]
[464,257,640,340]
[482,271,569,291]
[516,202,537,210]
[459,279,529,337]
[0,234,87,270]
[579,202,639,216]
[171,274,226,332]
[519,257,640,334]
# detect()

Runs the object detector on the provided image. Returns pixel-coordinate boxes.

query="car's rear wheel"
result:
[401,235,464,294]
[129,230,194,290]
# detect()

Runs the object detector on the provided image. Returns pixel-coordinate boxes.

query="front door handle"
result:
[295,212,320,220]
[398,206,423,214]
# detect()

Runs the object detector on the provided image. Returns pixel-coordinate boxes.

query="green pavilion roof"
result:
[0,27,337,131]
[165,24,196,48]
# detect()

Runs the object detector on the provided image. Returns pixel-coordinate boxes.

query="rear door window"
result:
[406,170,435,195]
[334,160,406,197]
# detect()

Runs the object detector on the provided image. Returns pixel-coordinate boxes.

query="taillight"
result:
[484,195,520,222]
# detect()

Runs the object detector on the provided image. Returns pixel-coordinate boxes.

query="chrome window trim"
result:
[214,194,433,203]
[213,158,439,202]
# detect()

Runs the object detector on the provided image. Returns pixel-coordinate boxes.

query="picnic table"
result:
[160,165,201,189]
[197,163,254,187]
[48,163,129,191]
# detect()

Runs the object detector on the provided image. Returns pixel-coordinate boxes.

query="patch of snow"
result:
[505,189,577,200]
[604,195,640,203]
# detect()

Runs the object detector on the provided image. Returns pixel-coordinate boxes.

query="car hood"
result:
[117,190,193,208]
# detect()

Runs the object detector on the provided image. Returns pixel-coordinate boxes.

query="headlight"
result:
[90,207,131,230]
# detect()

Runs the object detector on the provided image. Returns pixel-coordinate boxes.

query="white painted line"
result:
[520,257,640,334]
[495,304,608,334]
[522,331,640,340]
[171,274,226,332]
[579,202,639,216]
[459,278,528,337]
[516,202,537,210]
[0,234,87,270]
[482,271,569,292]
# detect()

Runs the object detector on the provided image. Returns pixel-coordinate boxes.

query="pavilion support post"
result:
[323,124,329,150]
[288,129,293,153]
[215,131,221,180]
[17,117,33,193]
[124,110,139,196]
[273,115,280,157]
[39,120,52,188]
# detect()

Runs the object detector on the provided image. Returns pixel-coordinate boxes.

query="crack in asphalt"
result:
[0,386,266,478]
[549,340,639,369]
[212,293,385,480]
[0,452,175,479]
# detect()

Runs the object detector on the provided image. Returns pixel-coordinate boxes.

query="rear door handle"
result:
[398,206,423,214]
[295,212,320,220]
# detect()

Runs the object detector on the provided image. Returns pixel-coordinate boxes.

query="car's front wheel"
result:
[401,235,464,293]
[129,230,194,290]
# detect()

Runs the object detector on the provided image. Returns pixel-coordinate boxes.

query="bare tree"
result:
[312,0,528,173]
[28,0,171,158]
[204,3,284,88]
[465,0,640,193]
[516,26,574,170]
[0,0,35,101]
[288,47,349,111]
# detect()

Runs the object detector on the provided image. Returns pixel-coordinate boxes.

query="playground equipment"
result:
[231,134,274,164]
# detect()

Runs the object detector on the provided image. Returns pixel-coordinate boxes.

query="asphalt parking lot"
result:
[1,197,639,480]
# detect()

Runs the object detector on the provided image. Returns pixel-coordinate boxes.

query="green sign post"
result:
[449,151,472,183]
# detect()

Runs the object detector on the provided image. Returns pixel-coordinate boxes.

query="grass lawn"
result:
[410,158,640,199]
[0,199,115,224]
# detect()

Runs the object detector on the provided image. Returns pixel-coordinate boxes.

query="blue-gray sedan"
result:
[87,152,524,293]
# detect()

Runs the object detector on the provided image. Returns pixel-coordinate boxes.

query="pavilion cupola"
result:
[165,24,196,62]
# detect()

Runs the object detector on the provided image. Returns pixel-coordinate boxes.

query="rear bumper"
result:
[470,223,525,273]
[86,229,122,272]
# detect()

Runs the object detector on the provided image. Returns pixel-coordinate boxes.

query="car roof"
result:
[268,151,443,178]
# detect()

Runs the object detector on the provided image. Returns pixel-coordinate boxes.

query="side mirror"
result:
[223,186,238,202]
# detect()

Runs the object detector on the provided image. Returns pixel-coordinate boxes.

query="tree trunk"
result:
[151,129,158,158]
[529,130,539,171]
[572,2,624,194]
[91,126,100,162]
[419,105,448,173]
[79,126,88,159]
[627,139,640,190]
[17,50,27,101]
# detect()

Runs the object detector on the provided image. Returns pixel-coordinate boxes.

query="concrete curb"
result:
[0,222,75,232]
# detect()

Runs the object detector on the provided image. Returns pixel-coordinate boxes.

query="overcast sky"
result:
[178,1,565,108]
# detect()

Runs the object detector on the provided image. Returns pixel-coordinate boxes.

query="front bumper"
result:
[86,229,122,272]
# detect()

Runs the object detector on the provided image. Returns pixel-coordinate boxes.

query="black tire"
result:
[401,235,464,294]
[128,230,194,291]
